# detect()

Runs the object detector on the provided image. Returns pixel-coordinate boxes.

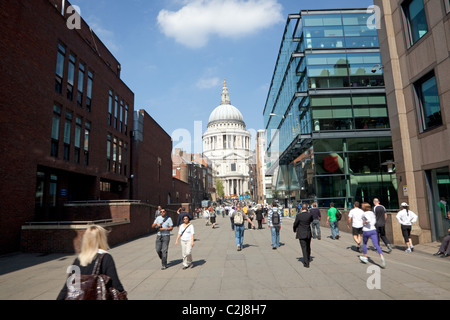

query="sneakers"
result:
[359,255,368,264]
[237,245,241,251]
[405,248,412,253]
[380,257,386,269]
[386,244,393,253]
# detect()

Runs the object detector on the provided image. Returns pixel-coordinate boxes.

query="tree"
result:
[216,180,225,199]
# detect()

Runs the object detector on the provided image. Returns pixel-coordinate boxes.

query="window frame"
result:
[401,0,429,47]
[413,71,442,132]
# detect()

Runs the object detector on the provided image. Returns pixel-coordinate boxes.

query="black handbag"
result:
[65,253,127,300]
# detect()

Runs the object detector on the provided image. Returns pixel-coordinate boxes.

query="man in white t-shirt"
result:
[348,201,364,252]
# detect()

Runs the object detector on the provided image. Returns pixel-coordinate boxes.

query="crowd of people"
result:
[57,199,450,299]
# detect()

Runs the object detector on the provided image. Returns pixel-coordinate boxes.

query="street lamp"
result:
[371,64,383,73]
[382,160,395,174]
[270,113,285,119]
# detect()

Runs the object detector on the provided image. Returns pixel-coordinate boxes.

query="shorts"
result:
[210,216,216,223]
[401,225,412,243]
[352,227,363,236]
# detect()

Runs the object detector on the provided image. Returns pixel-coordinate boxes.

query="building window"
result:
[100,181,111,192]
[118,140,123,175]
[231,163,236,172]
[106,134,112,171]
[114,96,119,129]
[55,44,65,94]
[402,0,428,46]
[119,100,124,133]
[74,117,82,164]
[113,137,117,172]
[86,71,93,112]
[123,143,128,176]
[414,72,442,132]
[84,122,90,165]
[67,54,75,101]
[445,0,450,14]
[108,90,113,126]
[51,105,61,157]
[63,111,72,161]
[77,63,85,107]
[124,104,129,135]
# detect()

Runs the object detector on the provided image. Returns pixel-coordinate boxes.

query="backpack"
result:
[336,209,342,221]
[271,209,280,225]
[234,211,244,225]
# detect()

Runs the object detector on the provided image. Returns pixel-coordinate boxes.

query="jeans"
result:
[234,224,245,247]
[270,226,281,248]
[155,235,170,266]
[330,220,339,239]
[311,220,321,238]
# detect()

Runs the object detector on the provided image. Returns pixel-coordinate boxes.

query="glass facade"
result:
[264,10,398,209]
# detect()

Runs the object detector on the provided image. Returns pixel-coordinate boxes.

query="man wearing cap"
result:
[396,202,418,253]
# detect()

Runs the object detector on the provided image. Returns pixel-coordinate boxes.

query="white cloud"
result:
[196,77,221,89]
[157,0,284,48]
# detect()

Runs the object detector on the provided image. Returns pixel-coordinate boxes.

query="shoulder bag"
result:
[65,253,127,300]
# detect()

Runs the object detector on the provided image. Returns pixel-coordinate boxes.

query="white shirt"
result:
[178,223,194,241]
[348,207,364,228]
[396,209,418,226]
[362,210,377,232]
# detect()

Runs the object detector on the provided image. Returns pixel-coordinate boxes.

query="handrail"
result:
[24,218,129,226]
[65,200,141,205]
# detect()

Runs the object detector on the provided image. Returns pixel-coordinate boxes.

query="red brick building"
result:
[0,0,136,254]
[132,109,188,207]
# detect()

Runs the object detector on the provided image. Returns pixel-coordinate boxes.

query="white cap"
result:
[401,202,409,207]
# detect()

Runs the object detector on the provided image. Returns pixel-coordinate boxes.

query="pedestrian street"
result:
[0,214,449,301]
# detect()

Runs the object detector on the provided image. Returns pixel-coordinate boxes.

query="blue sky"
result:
[71,0,374,152]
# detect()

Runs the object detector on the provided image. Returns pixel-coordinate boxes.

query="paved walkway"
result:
[0,215,449,300]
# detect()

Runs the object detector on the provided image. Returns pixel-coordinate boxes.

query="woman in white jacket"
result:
[396,202,418,253]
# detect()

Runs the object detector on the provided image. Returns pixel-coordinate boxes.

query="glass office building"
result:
[264,9,398,209]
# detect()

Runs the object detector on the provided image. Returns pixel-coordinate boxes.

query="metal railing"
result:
[24,218,129,226]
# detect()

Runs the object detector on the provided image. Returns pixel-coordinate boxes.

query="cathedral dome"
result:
[208,104,244,123]
[207,80,245,125]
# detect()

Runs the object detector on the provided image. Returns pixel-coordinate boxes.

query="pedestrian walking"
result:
[247,205,255,230]
[57,225,126,300]
[359,202,386,268]
[326,202,340,239]
[229,206,235,230]
[433,228,450,258]
[348,201,364,252]
[155,205,162,219]
[210,207,217,229]
[175,215,195,269]
[232,204,255,251]
[373,198,393,253]
[396,202,418,253]
[310,202,321,240]
[293,204,313,268]
[152,208,173,270]
[177,207,192,227]
[255,204,264,229]
[268,202,282,249]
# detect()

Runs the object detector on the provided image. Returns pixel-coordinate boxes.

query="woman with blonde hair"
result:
[57,225,125,300]
[359,202,386,268]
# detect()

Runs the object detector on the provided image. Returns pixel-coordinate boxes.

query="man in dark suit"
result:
[293,204,314,268]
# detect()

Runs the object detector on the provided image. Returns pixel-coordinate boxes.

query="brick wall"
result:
[20,202,180,253]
